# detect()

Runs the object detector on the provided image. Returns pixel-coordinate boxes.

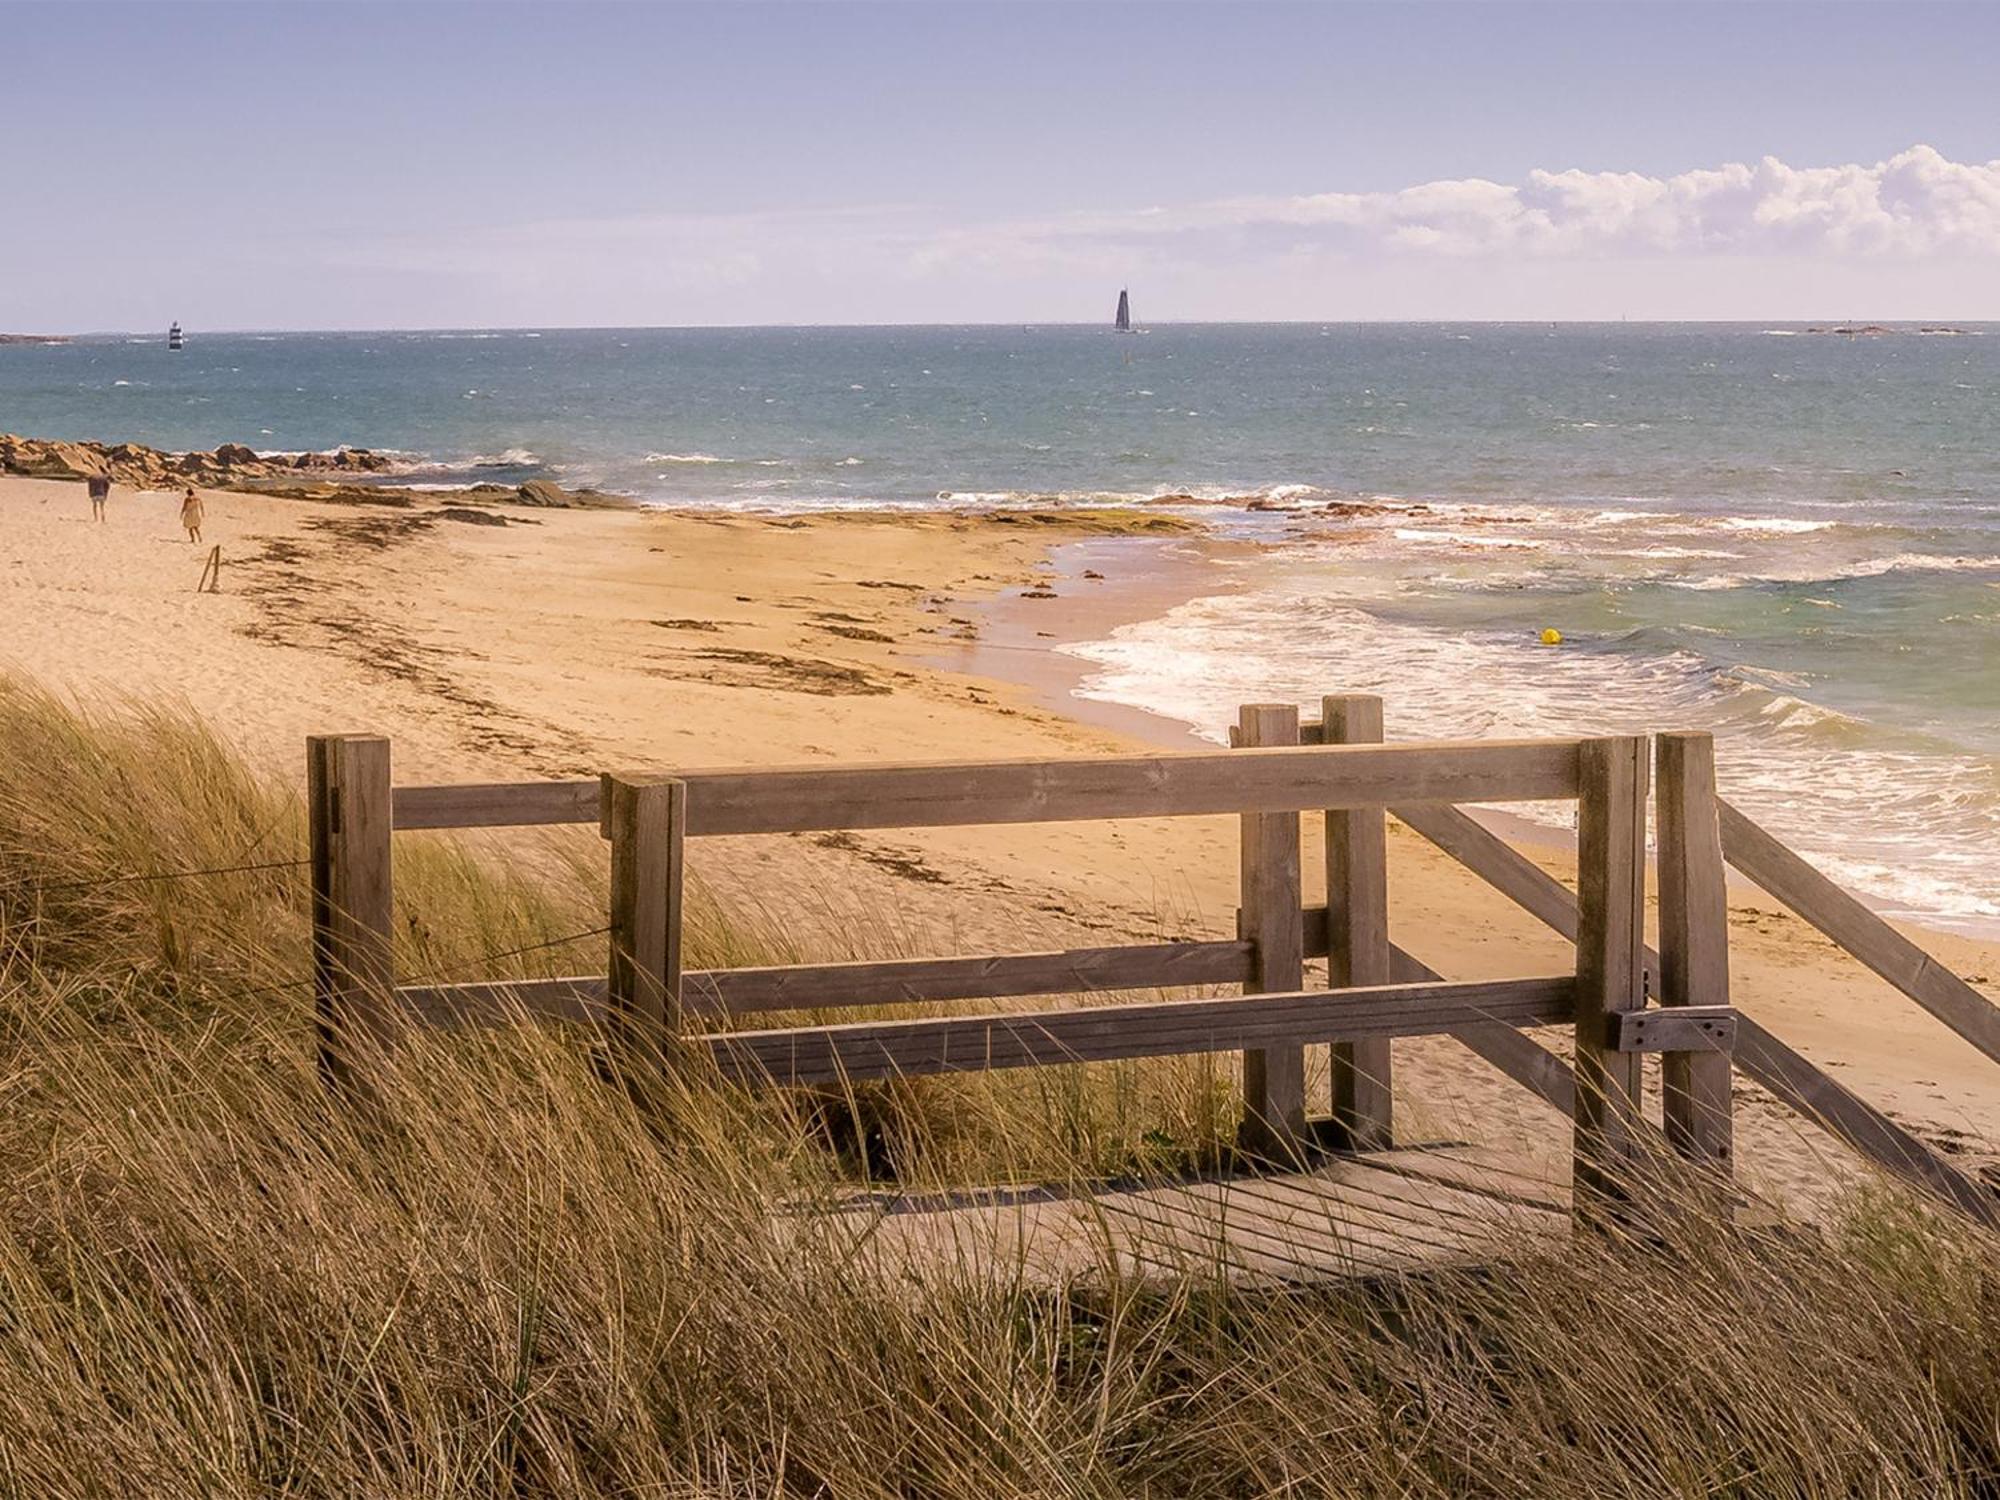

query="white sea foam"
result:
[1719,516,1833,534]
[1606,545,1743,560]
[646,452,727,464]
[1670,553,2000,590]
[1261,483,1323,505]
[1060,586,2000,926]
[1391,527,1545,550]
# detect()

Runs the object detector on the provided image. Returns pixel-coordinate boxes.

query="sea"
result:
[5,323,1998,929]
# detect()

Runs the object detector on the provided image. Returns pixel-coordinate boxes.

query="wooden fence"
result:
[307,696,2000,1229]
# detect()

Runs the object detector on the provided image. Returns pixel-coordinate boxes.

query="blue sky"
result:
[5,1,1999,328]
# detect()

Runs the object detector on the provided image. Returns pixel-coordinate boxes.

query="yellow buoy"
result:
[1540,628,1563,646]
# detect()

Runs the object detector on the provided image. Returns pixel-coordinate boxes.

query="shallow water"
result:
[6,322,1997,924]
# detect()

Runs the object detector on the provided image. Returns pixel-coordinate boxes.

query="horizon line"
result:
[25,316,1999,338]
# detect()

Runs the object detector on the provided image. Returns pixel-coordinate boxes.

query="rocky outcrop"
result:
[0,433,400,489]
[229,477,630,511]
[297,447,396,472]
[514,479,573,507]
[0,435,110,480]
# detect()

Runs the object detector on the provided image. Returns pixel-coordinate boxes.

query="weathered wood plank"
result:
[704,976,1578,1087]
[309,734,397,1094]
[1718,797,2000,1069]
[1324,694,1394,1150]
[1657,733,1735,1173]
[1238,704,1308,1156]
[394,779,601,830]
[686,940,1257,1015]
[605,775,685,1068]
[1606,1006,1736,1053]
[672,739,1582,835]
[1573,736,1649,1217]
[394,738,1584,834]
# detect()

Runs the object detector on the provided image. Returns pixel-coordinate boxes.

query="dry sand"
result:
[6,470,2000,1211]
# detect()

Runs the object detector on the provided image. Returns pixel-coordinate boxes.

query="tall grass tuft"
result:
[3,676,1999,1496]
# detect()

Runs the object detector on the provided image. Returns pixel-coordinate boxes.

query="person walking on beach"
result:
[86,472,110,521]
[180,486,204,544]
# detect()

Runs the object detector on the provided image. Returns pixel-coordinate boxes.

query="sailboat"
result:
[168,322,184,351]
[1114,290,1133,333]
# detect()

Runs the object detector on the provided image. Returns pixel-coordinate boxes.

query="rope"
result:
[415,925,612,979]
[10,857,310,897]
[217,924,615,1007]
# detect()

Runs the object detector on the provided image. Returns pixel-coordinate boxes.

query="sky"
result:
[5,0,2000,329]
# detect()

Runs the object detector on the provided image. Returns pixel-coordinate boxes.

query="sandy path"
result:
[6,471,1998,1212]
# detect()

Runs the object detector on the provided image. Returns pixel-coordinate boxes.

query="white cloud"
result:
[242,145,2000,327]
[952,145,2000,264]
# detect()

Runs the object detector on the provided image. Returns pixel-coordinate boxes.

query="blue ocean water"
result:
[5,323,1999,923]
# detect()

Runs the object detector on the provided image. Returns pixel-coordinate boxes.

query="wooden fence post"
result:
[1237,704,1306,1158]
[308,734,396,1095]
[1324,694,1393,1151]
[1656,732,1735,1184]
[603,774,686,1075]
[1573,735,1649,1220]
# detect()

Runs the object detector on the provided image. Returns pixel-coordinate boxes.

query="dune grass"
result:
[3,676,1999,1496]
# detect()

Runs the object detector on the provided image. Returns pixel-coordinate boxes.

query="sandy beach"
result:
[6,468,1999,1207]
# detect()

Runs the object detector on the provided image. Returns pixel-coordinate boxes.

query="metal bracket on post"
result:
[1607,1006,1736,1053]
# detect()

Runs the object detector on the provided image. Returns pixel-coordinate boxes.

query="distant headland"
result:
[0,333,71,345]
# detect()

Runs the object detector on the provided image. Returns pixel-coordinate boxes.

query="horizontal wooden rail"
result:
[704,976,1578,1087]
[396,939,1256,1028]
[1400,796,1998,1224]
[685,940,1254,1013]
[1291,904,1576,1114]
[392,738,1584,834]
[1717,798,2000,1069]
[395,779,601,831]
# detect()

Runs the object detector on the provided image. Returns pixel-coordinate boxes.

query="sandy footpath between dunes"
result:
[7,470,2000,1211]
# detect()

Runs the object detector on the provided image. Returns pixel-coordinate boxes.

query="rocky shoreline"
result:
[0,433,634,511]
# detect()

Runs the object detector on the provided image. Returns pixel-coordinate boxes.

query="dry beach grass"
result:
[5,682,2000,1495]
